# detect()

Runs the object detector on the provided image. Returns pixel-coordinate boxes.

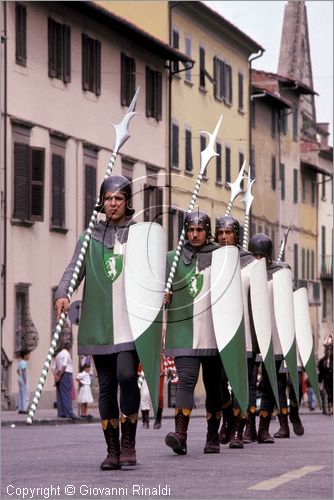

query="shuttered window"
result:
[143,184,163,225]
[238,72,244,111]
[13,143,45,222]
[171,30,179,74]
[216,142,222,183]
[280,163,285,200]
[225,146,231,184]
[172,123,179,168]
[213,58,232,104]
[82,34,101,96]
[271,156,276,190]
[15,2,27,66]
[121,53,136,106]
[199,47,206,89]
[185,129,193,173]
[51,154,65,228]
[145,67,162,120]
[48,18,71,83]
[84,165,97,228]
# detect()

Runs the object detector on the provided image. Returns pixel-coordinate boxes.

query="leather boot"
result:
[257,411,274,443]
[100,419,121,470]
[153,408,163,429]
[119,413,138,466]
[243,407,257,443]
[141,409,149,429]
[219,404,233,444]
[289,405,304,436]
[274,409,290,438]
[204,412,221,454]
[229,412,246,449]
[165,409,190,455]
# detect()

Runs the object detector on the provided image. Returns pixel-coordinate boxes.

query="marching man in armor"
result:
[249,233,304,439]
[164,210,223,456]
[55,175,141,470]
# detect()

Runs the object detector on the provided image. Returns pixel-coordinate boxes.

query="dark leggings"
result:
[174,355,222,413]
[276,360,303,409]
[248,360,276,412]
[93,351,140,419]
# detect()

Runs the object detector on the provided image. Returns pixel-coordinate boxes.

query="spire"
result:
[278,0,316,121]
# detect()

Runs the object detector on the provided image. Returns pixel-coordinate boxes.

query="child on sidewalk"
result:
[76,362,94,418]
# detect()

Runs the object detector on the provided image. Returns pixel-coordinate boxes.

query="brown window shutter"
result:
[156,71,162,120]
[13,142,30,220]
[143,183,151,222]
[85,165,97,228]
[48,18,57,78]
[129,57,136,104]
[30,148,45,221]
[120,53,127,106]
[146,67,153,117]
[155,187,163,225]
[63,25,71,83]
[82,33,89,91]
[95,40,101,96]
[15,3,27,66]
[52,154,65,227]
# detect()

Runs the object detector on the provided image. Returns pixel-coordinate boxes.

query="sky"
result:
[203,0,333,146]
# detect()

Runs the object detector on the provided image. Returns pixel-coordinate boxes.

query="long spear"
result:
[26,89,140,424]
[224,160,247,216]
[164,116,222,295]
[241,173,255,249]
[277,215,294,263]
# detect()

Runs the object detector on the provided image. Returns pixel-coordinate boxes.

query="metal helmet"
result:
[249,233,273,263]
[215,216,240,245]
[96,175,135,215]
[184,210,212,239]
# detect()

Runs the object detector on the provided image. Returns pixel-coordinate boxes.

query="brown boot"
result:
[119,414,138,466]
[289,405,304,436]
[165,409,190,455]
[100,419,121,470]
[274,409,290,438]
[229,412,246,449]
[243,407,257,444]
[204,412,221,454]
[219,404,233,444]
[153,408,163,429]
[141,410,149,429]
[257,411,274,443]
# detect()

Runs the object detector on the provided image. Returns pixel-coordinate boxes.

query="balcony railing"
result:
[320,255,333,280]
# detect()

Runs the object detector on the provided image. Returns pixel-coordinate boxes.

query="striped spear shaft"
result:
[224,160,247,216]
[26,89,140,424]
[164,116,222,294]
[241,174,255,250]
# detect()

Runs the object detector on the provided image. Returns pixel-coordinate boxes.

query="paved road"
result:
[1,412,332,500]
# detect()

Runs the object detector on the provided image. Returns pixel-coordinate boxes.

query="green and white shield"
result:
[273,268,299,402]
[125,222,167,415]
[294,287,322,407]
[104,253,123,282]
[211,246,249,414]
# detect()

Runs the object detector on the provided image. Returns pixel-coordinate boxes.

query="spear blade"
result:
[113,87,140,154]
[199,115,222,175]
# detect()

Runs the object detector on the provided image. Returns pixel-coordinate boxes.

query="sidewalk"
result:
[1,405,321,427]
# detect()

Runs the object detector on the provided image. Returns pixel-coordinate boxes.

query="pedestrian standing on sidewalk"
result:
[77,362,94,418]
[53,341,78,420]
[17,350,30,414]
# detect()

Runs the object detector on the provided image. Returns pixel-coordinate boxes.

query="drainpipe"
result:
[248,49,264,238]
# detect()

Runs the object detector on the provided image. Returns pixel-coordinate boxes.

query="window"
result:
[13,143,45,222]
[271,109,277,138]
[185,128,193,173]
[15,283,38,355]
[301,248,305,279]
[143,168,163,225]
[225,146,231,184]
[200,134,207,177]
[121,53,136,107]
[239,152,244,190]
[185,37,192,83]
[199,47,206,89]
[171,30,179,74]
[15,2,27,66]
[250,99,256,128]
[83,147,98,228]
[82,33,101,96]
[311,181,316,206]
[250,147,256,179]
[48,18,71,83]
[294,243,298,282]
[279,108,288,135]
[238,72,243,111]
[311,250,315,280]
[146,67,162,120]
[271,156,276,190]
[216,143,222,183]
[301,175,306,202]
[321,174,326,200]
[321,225,326,273]
[293,107,298,141]
[306,249,310,279]
[293,168,298,203]
[322,287,327,320]
[279,163,285,200]
[50,135,66,229]
[213,58,232,104]
[172,123,179,169]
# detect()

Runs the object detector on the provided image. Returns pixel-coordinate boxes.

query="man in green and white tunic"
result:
[55,175,140,470]
[164,210,222,455]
